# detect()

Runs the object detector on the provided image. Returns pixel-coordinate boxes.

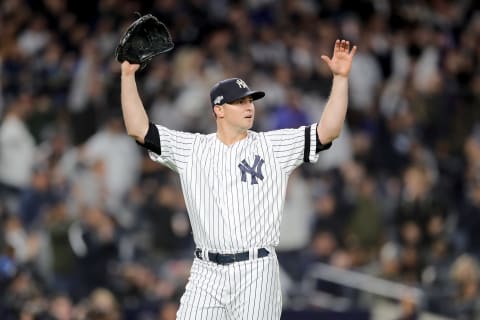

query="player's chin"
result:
[243,118,254,129]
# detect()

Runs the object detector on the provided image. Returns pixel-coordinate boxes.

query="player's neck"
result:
[216,126,248,146]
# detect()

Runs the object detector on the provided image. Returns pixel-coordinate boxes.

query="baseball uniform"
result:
[140,113,331,319]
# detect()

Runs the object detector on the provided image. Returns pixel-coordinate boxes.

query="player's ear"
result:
[213,105,224,118]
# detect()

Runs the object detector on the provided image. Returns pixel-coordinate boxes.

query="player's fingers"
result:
[333,39,340,54]
[320,55,331,65]
[349,45,358,57]
[341,40,347,52]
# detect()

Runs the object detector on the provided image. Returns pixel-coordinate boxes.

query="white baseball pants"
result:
[176,251,282,319]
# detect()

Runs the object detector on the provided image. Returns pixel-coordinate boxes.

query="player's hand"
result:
[121,61,140,76]
[321,39,357,78]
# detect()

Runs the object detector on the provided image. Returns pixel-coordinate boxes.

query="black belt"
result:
[195,248,270,265]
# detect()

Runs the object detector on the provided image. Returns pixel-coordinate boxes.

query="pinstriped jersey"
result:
[143,124,328,252]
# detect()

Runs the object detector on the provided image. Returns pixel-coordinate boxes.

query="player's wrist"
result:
[121,70,136,79]
[332,74,349,83]
[332,72,349,78]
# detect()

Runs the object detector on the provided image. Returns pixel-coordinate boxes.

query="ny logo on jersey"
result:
[236,79,248,89]
[238,155,264,185]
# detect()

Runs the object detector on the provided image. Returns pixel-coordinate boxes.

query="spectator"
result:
[141,182,192,261]
[277,170,315,281]
[82,113,141,215]
[18,165,55,230]
[85,287,121,320]
[446,254,480,319]
[344,174,383,267]
[43,201,77,295]
[0,94,36,212]
[269,87,311,130]
[47,293,74,320]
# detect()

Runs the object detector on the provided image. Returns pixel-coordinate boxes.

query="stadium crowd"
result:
[1,0,480,319]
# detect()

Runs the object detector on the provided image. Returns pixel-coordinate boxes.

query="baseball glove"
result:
[115,13,174,69]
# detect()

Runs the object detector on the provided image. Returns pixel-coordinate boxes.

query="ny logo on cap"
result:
[238,155,264,185]
[236,79,248,89]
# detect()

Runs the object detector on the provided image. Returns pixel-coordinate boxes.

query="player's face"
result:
[224,96,255,130]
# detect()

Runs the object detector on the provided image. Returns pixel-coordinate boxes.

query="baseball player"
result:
[120,39,356,319]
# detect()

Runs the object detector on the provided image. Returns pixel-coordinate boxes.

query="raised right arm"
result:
[120,61,149,144]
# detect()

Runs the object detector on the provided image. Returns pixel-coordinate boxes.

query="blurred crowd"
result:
[1,0,480,319]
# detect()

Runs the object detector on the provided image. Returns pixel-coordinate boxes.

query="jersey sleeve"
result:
[137,122,196,172]
[263,123,331,173]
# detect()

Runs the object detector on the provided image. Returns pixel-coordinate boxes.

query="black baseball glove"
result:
[115,14,174,69]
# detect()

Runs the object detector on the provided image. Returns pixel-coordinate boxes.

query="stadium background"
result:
[1,0,480,319]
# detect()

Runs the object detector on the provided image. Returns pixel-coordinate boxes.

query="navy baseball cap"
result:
[210,78,265,107]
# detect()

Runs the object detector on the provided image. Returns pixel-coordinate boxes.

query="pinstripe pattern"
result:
[177,258,227,319]
[177,255,281,320]
[146,123,323,319]
[148,124,319,252]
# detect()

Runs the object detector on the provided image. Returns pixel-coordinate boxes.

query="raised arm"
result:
[120,61,149,143]
[317,39,357,144]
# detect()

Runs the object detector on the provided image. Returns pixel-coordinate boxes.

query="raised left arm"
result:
[317,39,357,144]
